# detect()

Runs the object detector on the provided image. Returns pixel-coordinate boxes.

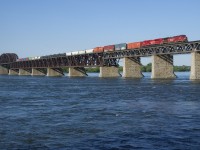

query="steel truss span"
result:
[103,41,200,59]
[1,40,200,69]
[0,53,18,68]
[10,53,104,69]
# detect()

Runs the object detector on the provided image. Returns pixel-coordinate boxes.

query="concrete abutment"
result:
[32,68,46,76]
[19,69,31,76]
[123,57,143,78]
[9,69,19,75]
[69,67,87,77]
[47,68,63,77]
[151,55,176,79]
[99,66,120,77]
[190,52,200,80]
[0,66,8,75]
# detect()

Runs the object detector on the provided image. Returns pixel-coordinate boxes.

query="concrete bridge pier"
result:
[47,68,63,77]
[151,54,176,79]
[123,57,144,78]
[19,69,32,76]
[0,66,8,75]
[32,68,46,76]
[69,67,87,77]
[9,69,19,75]
[99,66,120,77]
[190,52,200,80]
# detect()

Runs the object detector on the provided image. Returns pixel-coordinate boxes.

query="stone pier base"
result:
[47,68,63,77]
[190,52,200,79]
[9,69,19,75]
[0,66,8,75]
[32,68,46,76]
[69,67,87,77]
[99,66,120,77]
[19,69,31,76]
[123,57,143,78]
[151,55,176,79]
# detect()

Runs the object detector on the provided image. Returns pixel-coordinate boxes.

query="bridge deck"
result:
[1,40,200,69]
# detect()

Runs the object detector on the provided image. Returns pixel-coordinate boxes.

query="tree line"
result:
[62,63,190,73]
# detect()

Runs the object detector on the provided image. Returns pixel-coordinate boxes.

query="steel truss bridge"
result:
[1,40,200,70]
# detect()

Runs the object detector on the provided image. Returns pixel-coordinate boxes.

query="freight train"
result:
[16,35,188,61]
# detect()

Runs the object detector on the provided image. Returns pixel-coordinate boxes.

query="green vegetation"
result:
[62,67,100,73]
[142,63,152,72]
[174,65,190,72]
[86,67,100,73]
[62,67,69,73]
[142,63,190,72]
[62,64,190,73]
[141,63,190,72]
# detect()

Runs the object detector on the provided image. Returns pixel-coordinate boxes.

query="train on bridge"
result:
[16,35,188,61]
[0,34,200,79]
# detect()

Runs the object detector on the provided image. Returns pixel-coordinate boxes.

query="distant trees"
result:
[173,65,190,72]
[142,63,152,72]
[62,63,190,73]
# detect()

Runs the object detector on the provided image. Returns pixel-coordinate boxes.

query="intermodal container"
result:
[163,37,169,43]
[153,38,164,45]
[78,50,86,55]
[103,45,115,52]
[66,52,72,56]
[93,47,104,53]
[141,40,152,47]
[115,43,127,51]
[167,35,188,43]
[127,42,142,49]
[85,49,93,54]
[71,51,79,55]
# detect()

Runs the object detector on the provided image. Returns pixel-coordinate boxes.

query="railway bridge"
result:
[1,40,200,79]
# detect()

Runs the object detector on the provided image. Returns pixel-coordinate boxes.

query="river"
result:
[0,72,200,149]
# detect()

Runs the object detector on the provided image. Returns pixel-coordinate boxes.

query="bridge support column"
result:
[47,68,63,77]
[32,68,46,76]
[69,67,87,77]
[9,69,19,75]
[190,52,200,80]
[151,55,176,79]
[123,57,143,78]
[0,66,8,75]
[99,66,120,77]
[19,69,31,76]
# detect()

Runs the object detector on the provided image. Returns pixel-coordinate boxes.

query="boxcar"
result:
[93,47,104,53]
[103,45,115,52]
[115,43,127,50]
[127,42,142,49]
[167,35,188,43]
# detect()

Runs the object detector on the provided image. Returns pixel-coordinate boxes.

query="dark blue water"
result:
[0,72,200,150]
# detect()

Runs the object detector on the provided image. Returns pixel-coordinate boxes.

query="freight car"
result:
[66,49,94,56]
[15,35,188,62]
[65,35,188,56]
[16,56,41,61]
[40,53,66,59]
[127,35,188,49]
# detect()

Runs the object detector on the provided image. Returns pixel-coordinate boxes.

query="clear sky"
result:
[0,0,200,65]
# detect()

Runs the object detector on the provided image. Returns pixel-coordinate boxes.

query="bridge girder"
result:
[1,40,200,69]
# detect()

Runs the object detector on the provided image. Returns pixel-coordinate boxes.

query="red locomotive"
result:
[94,35,188,53]
[127,35,188,49]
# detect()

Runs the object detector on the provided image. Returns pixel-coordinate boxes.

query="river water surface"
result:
[0,72,200,149]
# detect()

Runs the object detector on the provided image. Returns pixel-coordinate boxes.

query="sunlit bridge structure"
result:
[1,38,200,79]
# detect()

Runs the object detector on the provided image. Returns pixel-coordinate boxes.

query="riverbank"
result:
[62,64,190,73]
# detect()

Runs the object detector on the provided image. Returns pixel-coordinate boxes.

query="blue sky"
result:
[0,0,200,65]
